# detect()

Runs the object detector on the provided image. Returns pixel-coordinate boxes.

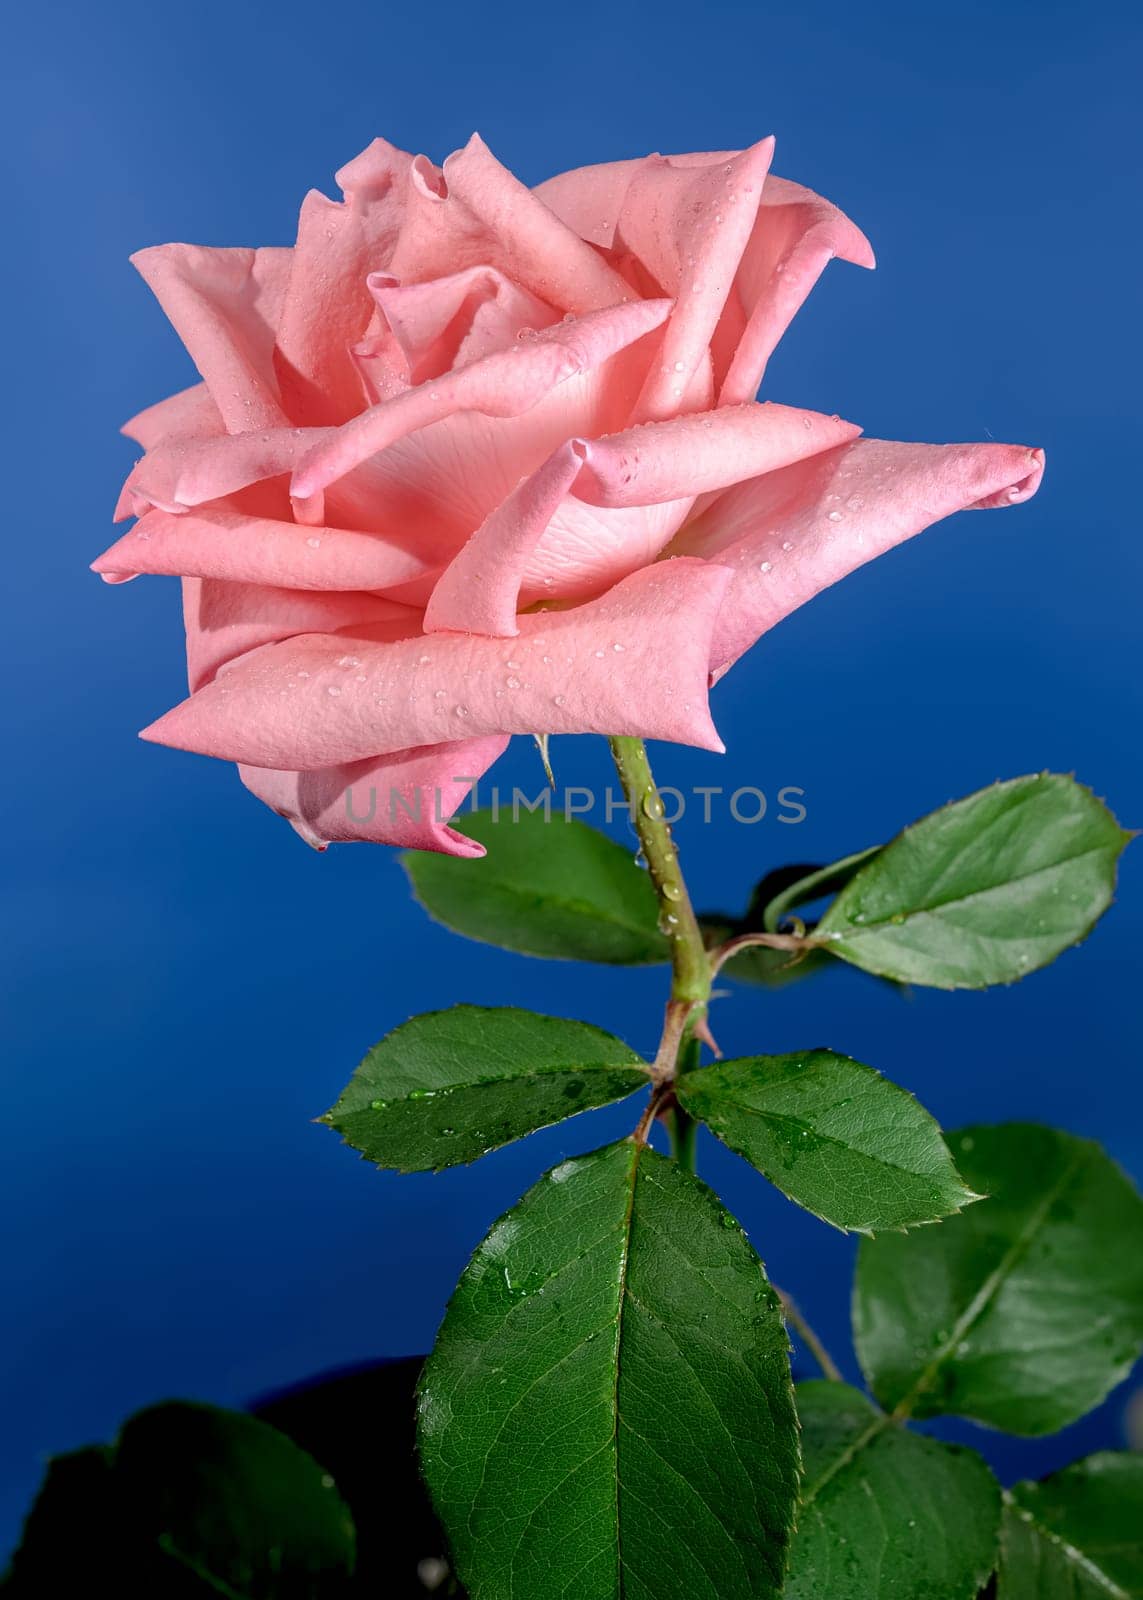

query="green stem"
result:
[608,737,712,1175]
[667,1034,702,1173]
[607,737,711,1006]
[667,1108,698,1173]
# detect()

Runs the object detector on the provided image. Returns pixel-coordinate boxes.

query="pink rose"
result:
[96,134,1043,855]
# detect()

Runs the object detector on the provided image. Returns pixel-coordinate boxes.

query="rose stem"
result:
[608,735,712,1172]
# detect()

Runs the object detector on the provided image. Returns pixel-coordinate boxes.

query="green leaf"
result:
[854,1123,1143,1434]
[814,774,1130,989]
[676,1050,976,1232]
[402,809,669,964]
[700,853,892,990]
[418,1139,800,1599]
[757,849,882,933]
[785,1381,1000,1600]
[324,1006,650,1172]
[3,1448,123,1590]
[999,1453,1143,1598]
[5,1403,355,1597]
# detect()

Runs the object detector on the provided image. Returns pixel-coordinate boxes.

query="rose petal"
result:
[533,158,644,251]
[718,175,875,405]
[239,734,508,853]
[119,427,332,517]
[121,383,223,450]
[617,140,776,422]
[534,148,744,249]
[141,558,731,768]
[421,403,862,628]
[423,440,589,636]
[290,296,673,502]
[576,402,861,507]
[273,139,413,426]
[367,264,559,382]
[674,438,1045,675]
[516,401,860,603]
[386,137,633,313]
[182,578,420,691]
[518,499,691,606]
[93,507,433,592]
[130,245,293,432]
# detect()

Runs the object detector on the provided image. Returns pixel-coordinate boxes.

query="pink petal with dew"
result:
[518,498,691,606]
[424,441,589,636]
[673,438,1045,676]
[94,508,433,593]
[239,734,508,854]
[617,140,776,422]
[439,134,635,314]
[142,558,731,769]
[118,427,333,517]
[575,402,861,507]
[181,579,422,692]
[121,383,223,450]
[273,140,412,426]
[289,296,673,504]
[368,264,558,383]
[421,403,861,630]
[131,245,293,432]
[515,401,859,602]
[533,157,645,251]
[314,326,666,562]
[534,148,750,250]
[348,322,411,408]
[718,175,875,405]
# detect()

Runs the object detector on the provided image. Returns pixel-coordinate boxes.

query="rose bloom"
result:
[96,134,1043,855]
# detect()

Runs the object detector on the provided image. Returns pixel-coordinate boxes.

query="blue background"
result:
[3,0,1141,1556]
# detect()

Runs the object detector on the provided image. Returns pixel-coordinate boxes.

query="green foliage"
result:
[677,1050,976,1232]
[699,856,877,989]
[417,1139,800,1599]
[759,849,883,933]
[4,1402,354,1596]
[785,1381,1000,1600]
[998,1452,1143,1598]
[854,1124,1143,1433]
[815,774,1129,989]
[24,752,1133,1594]
[324,1006,649,1171]
[402,809,669,963]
